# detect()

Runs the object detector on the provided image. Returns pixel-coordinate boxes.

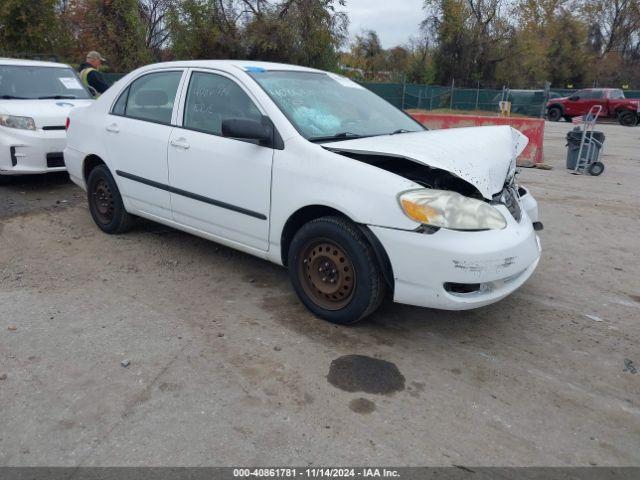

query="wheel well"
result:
[548,104,563,112]
[83,154,106,182]
[280,205,395,292]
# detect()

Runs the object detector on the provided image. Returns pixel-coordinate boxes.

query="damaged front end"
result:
[323,125,536,228]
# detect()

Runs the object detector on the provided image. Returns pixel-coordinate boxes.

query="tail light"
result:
[65,117,70,130]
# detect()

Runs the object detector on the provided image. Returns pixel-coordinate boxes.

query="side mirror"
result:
[221,117,272,145]
[569,95,579,101]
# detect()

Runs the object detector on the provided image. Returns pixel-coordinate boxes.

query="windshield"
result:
[248,70,424,141]
[0,65,91,99]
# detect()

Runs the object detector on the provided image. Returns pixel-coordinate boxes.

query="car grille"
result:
[46,152,65,168]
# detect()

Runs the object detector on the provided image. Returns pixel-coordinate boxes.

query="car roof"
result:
[579,87,618,91]
[0,57,72,68]
[136,60,323,74]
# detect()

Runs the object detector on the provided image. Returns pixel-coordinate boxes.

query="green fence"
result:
[360,82,640,117]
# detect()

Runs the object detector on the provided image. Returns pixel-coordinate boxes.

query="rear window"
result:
[0,65,91,99]
[609,89,625,99]
[119,71,183,124]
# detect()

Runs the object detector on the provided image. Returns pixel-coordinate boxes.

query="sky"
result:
[343,0,425,49]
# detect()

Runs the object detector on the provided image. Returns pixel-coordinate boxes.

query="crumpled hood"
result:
[0,99,93,128]
[323,125,528,200]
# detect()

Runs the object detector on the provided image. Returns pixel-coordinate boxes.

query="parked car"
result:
[64,61,542,324]
[0,58,94,182]
[546,88,640,126]
[492,90,561,117]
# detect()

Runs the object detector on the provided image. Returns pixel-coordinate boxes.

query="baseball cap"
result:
[86,51,107,62]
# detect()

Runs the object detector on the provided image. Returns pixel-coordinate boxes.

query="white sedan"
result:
[64,60,541,324]
[0,58,93,181]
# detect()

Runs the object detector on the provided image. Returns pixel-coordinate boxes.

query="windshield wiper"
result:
[308,132,363,143]
[38,95,77,99]
[389,129,413,135]
[1,95,30,99]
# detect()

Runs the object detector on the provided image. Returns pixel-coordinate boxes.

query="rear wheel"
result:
[87,165,134,233]
[288,216,385,325]
[547,106,562,122]
[618,110,638,127]
[0,175,11,185]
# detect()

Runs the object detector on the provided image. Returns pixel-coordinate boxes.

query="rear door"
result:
[167,69,273,251]
[104,69,186,219]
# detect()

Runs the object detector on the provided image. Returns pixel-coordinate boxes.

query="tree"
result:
[350,30,385,79]
[167,0,241,60]
[0,0,69,56]
[423,0,514,86]
[140,0,175,59]
[582,0,640,85]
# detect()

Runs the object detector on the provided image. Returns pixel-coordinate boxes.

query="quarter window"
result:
[112,86,128,115]
[183,72,262,135]
[122,71,182,124]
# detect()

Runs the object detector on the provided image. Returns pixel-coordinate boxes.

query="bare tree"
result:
[139,0,175,57]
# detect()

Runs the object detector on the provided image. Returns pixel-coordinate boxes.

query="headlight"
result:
[398,189,507,231]
[0,114,36,130]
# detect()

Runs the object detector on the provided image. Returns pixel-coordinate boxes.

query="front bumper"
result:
[0,127,67,175]
[369,205,541,310]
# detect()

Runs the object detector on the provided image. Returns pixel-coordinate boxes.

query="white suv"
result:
[64,60,541,324]
[0,58,93,181]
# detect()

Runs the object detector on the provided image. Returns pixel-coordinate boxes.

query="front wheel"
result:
[287,216,386,325]
[87,165,135,234]
[588,162,604,176]
[618,110,638,127]
[547,107,562,121]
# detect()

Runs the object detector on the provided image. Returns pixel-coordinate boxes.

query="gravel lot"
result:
[1,121,639,466]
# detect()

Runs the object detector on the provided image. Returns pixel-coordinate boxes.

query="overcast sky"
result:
[343,0,425,48]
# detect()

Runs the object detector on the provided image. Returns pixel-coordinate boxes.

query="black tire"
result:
[588,161,604,176]
[547,106,562,121]
[287,216,386,325]
[0,175,12,185]
[618,110,638,127]
[86,165,135,234]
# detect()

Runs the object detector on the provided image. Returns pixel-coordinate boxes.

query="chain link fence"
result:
[360,82,640,117]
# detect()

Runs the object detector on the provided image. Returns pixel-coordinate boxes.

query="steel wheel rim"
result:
[298,239,356,311]
[91,178,115,225]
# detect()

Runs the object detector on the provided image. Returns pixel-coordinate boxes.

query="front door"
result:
[104,69,185,219]
[565,89,605,117]
[167,70,273,251]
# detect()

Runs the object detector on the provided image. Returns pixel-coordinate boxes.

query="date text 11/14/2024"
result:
[233,468,401,478]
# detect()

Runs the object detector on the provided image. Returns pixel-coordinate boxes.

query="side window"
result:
[124,71,182,124]
[580,90,604,100]
[610,89,624,99]
[112,86,129,115]
[183,72,262,135]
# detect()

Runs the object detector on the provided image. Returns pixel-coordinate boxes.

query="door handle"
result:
[170,138,190,150]
[105,123,119,133]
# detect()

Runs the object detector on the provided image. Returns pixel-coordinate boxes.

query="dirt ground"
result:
[1,121,639,466]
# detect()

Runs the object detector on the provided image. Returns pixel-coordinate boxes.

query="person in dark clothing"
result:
[78,51,109,95]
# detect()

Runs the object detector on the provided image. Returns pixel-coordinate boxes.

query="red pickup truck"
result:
[546,88,640,126]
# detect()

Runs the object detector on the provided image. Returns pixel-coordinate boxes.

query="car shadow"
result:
[1,171,72,189]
